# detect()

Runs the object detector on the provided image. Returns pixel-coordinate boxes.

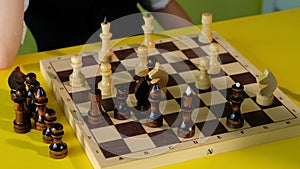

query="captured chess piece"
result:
[69,54,85,87]
[26,77,40,119]
[8,66,26,92]
[43,108,57,144]
[87,89,105,126]
[34,87,48,131]
[114,86,131,120]
[178,86,195,138]
[13,96,31,134]
[196,58,211,90]
[226,82,244,128]
[207,43,221,75]
[141,13,155,50]
[147,81,163,128]
[135,45,149,78]
[256,69,277,106]
[98,17,114,62]
[49,123,68,159]
[198,12,213,44]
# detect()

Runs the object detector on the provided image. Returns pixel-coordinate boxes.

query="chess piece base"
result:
[50,148,68,159]
[177,127,195,138]
[198,33,212,44]
[69,75,85,88]
[114,109,130,120]
[87,111,104,126]
[146,115,163,128]
[226,118,244,129]
[13,120,31,134]
[256,93,274,106]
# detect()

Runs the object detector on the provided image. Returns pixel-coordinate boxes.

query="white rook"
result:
[198,12,213,44]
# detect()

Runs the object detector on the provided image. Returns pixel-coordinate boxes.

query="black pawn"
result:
[49,123,68,159]
[114,86,130,120]
[226,82,244,128]
[147,84,163,128]
[43,108,57,144]
[34,87,48,131]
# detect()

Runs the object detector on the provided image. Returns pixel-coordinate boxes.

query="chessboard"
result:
[40,31,300,169]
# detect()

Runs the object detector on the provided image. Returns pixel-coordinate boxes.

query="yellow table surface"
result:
[1,8,300,169]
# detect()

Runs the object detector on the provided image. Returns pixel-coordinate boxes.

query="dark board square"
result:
[163,112,181,128]
[209,69,227,79]
[175,95,205,108]
[99,139,131,158]
[152,54,168,64]
[111,62,126,73]
[230,72,257,85]
[102,98,115,112]
[219,53,237,64]
[148,129,180,147]
[167,74,185,86]
[170,60,197,73]
[188,82,217,95]
[243,110,274,127]
[115,121,147,137]
[196,119,228,137]
[82,55,98,67]
[114,48,137,60]
[86,76,102,89]
[83,113,113,129]
[181,48,207,58]
[69,90,89,104]
[56,69,72,83]
[209,103,231,118]
[156,42,179,53]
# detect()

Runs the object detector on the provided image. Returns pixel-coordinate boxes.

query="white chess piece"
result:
[98,54,112,96]
[69,54,85,87]
[135,45,149,77]
[196,58,211,90]
[98,18,114,62]
[198,12,213,44]
[141,13,155,54]
[207,43,221,74]
[256,69,277,106]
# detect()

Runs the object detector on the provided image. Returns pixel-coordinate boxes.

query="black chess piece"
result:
[49,123,68,159]
[147,55,157,71]
[26,80,40,119]
[43,108,57,144]
[87,89,105,126]
[34,87,48,131]
[177,87,195,138]
[13,97,31,134]
[226,82,244,128]
[146,84,163,128]
[134,75,152,112]
[114,86,131,120]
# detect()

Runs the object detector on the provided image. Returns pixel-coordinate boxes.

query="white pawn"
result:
[207,43,221,74]
[98,54,112,96]
[135,45,149,77]
[69,54,85,87]
[196,58,211,90]
[98,17,113,62]
[198,12,213,44]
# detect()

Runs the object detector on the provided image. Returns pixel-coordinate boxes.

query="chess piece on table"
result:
[256,69,277,106]
[43,108,57,144]
[147,81,163,128]
[26,80,40,120]
[8,66,27,101]
[13,96,31,134]
[49,123,68,159]
[141,13,155,54]
[34,87,48,131]
[135,45,149,78]
[69,54,85,87]
[195,58,211,90]
[87,89,105,126]
[98,54,113,96]
[226,82,244,128]
[98,17,114,62]
[207,43,221,75]
[198,12,213,44]
[178,86,195,138]
[114,86,131,120]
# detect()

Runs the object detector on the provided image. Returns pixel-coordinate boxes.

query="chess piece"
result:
[49,123,68,159]
[178,86,195,138]
[134,75,152,112]
[198,12,213,44]
[147,83,163,128]
[196,58,211,90]
[87,89,105,126]
[8,66,26,91]
[114,86,131,120]
[13,97,31,133]
[34,87,48,131]
[147,59,169,93]
[207,43,221,75]
[141,13,155,54]
[98,17,114,62]
[43,108,57,144]
[69,54,85,87]
[256,69,277,106]
[147,55,157,72]
[135,45,149,77]
[226,82,244,128]
[26,80,40,119]
[98,55,113,96]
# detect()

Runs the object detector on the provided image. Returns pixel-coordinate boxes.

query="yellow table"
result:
[1,8,300,169]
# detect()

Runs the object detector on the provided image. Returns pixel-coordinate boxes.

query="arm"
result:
[154,0,192,30]
[0,0,24,69]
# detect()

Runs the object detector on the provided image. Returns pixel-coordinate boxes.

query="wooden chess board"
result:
[40,31,300,169]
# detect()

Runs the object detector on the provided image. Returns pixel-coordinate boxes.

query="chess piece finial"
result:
[198,12,213,43]
[256,69,277,106]
[98,17,114,62]
[49,123,68,159]
[226,82,244,128]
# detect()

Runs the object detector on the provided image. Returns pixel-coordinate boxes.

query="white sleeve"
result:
[139,0,171,11]
[21,0,29,44]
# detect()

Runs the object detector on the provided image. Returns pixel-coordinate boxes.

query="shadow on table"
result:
[279,87,300,103]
